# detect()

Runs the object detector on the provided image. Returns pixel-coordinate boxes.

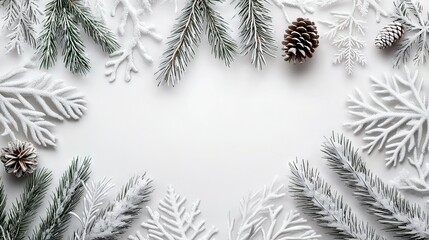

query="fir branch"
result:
[201,0,237,67]
[0,226,11,240]
[289,160,386,240]
[0,179,6,225]
[234,0,276,70]
[88,174,153,239]
[38,0,120,75]
[6,169,52,240]
[322,134,429,239]
[30,158,91,240]
[156,0,205,86]
[71,179,114,240]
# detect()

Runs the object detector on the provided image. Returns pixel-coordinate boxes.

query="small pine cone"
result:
[375,21,404,49]
[283,18,319,63]
[1,140,38,178]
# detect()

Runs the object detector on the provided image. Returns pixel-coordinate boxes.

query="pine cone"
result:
[1,140,38,177]
[375,21,404,49]
[283,18,319,63]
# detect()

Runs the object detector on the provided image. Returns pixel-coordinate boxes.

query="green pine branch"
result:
[6,169,52,240]
[234,0,276,70]
[156,0,205,86]
[30,157,91,240]
[0,179,6,227]
[289,160,386,240]
[201,0,237,67]
[38,0,119,75]
[323,134,429,239]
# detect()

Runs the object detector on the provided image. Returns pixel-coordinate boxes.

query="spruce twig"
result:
[88,174,152,239]
[0,179,6,226]
[30,158,91,240]
[289,160,386,240]
[234,0,276,70]
[6,169,52,240]
[38,0,120,75]
[323,134,429,239]
[156,0,204,86]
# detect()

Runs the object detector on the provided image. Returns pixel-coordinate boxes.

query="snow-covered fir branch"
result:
[323,134,429,239]
[0,60,87,147]
[5,169,52,240]
[30,158,91,240]
[393,0,429,66]
[129,185,217,240]
[346,67,429,167]
[289,160,386,240]
[88,175,152,239]
[234,0,276,70]
[71,179,114,240]
[106,0,163,83]
[2,0,40,55]
[228,178,320,240]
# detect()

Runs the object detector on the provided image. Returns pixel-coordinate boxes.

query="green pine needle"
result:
[201,0,237,67]
[38,0,60,70]
[6,169,52,240]
[30,157,91,240]
[0,179,6,226]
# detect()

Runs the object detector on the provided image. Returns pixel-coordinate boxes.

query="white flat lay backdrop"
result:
[0,0,428,239]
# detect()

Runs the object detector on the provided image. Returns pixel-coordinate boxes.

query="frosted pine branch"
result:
[289,160,386,240]
[71,179,114,240]
[234,0,276,70]
[393,151,429,193]
[271,0,319,23]
[6,169,52,240]
[129,185,217,240]
[393,0,429,66]
[106,0,163,83]
[323,134,429,239]
[0,60,87,147]
[0,179,5,225]
[88,174,152,239]
[0,226,11,240]
[228,178,320,240]
[3,0,40,55]
[30,158,91,240]
[346,67,429,166]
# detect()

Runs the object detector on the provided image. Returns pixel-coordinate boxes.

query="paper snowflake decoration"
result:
[346,67,429,168]
[319,0,387,75]
[228,178,320,240]
[128,185,217,240]
[106,0,163,83]
[0,60,87,147]
[393,0,429,67]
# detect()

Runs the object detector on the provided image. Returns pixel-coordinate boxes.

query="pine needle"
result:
[289,160,386,240]
[88,174,152,239]
[156,0,204,86]
[234,0,276,70]
[0,179,6,227]
[6,169,52,240]
[29,157,91,240]
[323,134,429,239]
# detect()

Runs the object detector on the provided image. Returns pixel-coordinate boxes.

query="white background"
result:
[0,0,428,239]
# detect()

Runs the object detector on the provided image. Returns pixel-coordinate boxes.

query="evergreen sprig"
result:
[38,0,120,75]
[30,158,91,240]
[234,0,276,70]
[6,169,52,240]
[323,134,429,239]
[0,179,6,226]
[289,160,386,240]
[88,174,153,239]
[156,0,236,86]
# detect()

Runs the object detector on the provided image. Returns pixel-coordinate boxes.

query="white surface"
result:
[0,0,428,239]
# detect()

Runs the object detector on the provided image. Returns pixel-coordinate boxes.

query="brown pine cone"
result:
[1,140,38,178]
[283,18,319,63]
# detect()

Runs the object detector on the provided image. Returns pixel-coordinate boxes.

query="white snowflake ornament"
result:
[0,60,87,147]
[128,185,218,240]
